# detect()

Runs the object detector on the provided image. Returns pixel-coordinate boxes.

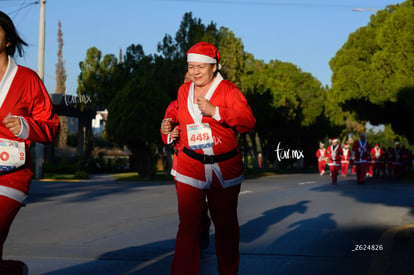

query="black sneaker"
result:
[0,260,28,275]
[22,263,29,275]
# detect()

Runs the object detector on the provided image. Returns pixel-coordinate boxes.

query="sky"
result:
[0,0,407,96]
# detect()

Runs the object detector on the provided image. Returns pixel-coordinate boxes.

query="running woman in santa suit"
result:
[0,11,60,274]
[162,42,255,275]
[160,72,211,251]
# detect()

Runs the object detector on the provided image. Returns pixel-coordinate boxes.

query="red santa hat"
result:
[187,42,220,65]
[332,138,338,143]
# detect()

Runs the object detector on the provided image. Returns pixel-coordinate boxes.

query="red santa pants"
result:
[318,161,326,175]
[355,162,367,183]
[367,162,373,176]
[329,165,340,183]
[372,162,383,178]
[0,195,25,274]
[341,162,349,176]
[171,178,240,275]
[392,163,403,178]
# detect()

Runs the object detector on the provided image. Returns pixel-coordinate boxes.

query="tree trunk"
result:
[133,143,154,179]
[249,131,259,171]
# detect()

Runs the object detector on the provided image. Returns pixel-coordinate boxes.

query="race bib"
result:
[187,123,214,150]
[0,138,26,172]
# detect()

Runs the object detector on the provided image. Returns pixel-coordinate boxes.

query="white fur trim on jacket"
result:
[0,185,28,204]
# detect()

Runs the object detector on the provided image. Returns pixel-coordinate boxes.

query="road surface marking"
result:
[125,250,175,274]
[298,181,317,185]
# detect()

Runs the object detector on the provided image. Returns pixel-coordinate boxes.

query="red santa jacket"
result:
[389,146,403,165]
[175,73,255,189]
[341,146,350,164]
[316,148,327,162]
[327,144,343,166]
[0,59,59,204]
[352,139,371,164]
[370,146,385,163]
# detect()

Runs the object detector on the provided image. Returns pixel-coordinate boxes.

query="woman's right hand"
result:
[170,126,180,141]
[161,119,173,135]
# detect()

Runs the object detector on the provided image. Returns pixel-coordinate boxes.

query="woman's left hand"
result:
[197,98,216,116]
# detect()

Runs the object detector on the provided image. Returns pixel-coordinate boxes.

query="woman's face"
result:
[187,62,216,88]
[0,26,10,56]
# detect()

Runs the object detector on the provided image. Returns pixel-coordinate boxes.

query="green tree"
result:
[55,20,67,149]
[78,47,118,109]
[329,1,414,142]
[242,53,328,168]
[157,12,221,99]
[105,45,170,178]
[174,12,217,55]
[55,21,66,95]
[217,27,245,87]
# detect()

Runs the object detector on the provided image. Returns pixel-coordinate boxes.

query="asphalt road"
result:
[4,172,414,275]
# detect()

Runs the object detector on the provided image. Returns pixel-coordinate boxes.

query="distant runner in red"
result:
[389,140,404,178]
[327,138,343,184]
[370,144,385,178]
[316,142,327,175]
[341,144,351,177]
[0,11,60,274]
[352,133,371,184]
[162,42,255,275]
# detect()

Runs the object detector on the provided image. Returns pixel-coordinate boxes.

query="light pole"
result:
[35,0,46,179]
[37,0,45,79]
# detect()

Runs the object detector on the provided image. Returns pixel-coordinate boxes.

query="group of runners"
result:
[316,133,413,185]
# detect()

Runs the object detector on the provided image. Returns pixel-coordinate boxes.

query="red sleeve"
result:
[164,100,178,123]
[326,147,331,158]
[161,132,169,144]
[352,143,358,154]
[160,100,178,144]
[21,69,60,144]
[216,83,255,133]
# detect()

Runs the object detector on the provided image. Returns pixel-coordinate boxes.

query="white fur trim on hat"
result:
[187,53,217,64]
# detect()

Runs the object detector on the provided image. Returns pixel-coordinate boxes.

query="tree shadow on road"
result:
[240,200,311,243]
[310,177,414,215]
[41,239,176,275]
[267,213,337,254]
[27,179,174,204]
[247,213,390,274]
